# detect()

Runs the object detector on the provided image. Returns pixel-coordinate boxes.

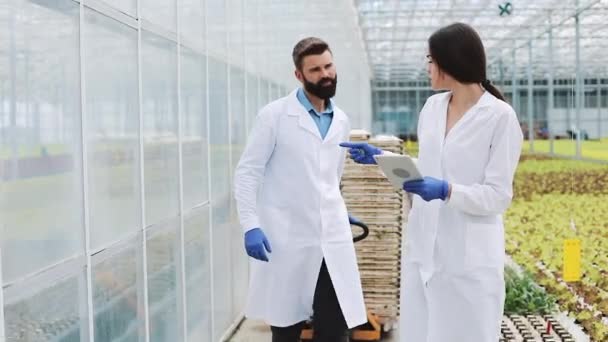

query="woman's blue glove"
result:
[403,177,449,202]
[339,142,383,164]
[244,228,272,262]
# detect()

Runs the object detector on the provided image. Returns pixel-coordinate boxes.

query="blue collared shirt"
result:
[296,88,334,139]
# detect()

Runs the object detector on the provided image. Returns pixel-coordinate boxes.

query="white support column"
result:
[175,0,188,340]
[511,41,519,121]
[527,40,534,152]
[575,0,583,157]
[598,75,602,139]
[268,80,272,103]
[547,16,555,155]
[243,0,249,137]
[498,56,504,85]
[203,0,215,339]
[136,0,151,340]
[415,80,420,130]
[78,2,95,341]
[1,246,5,342]
[224,0,236,327]
[8,4,17,181]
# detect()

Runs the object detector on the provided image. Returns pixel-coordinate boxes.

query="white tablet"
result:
[373,153,423,190]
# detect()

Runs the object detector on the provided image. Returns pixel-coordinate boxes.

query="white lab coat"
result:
[233,89,367,329]
[399,91,523,342]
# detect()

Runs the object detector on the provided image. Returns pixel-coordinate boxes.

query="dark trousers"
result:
[270,260,349,342]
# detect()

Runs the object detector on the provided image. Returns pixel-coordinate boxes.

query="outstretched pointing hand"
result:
[339,142,383,165]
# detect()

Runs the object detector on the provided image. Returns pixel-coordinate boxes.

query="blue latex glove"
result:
[348,214,361,225]
[339,142,383,164]
[244,228,272,262]
[403,177,450,202]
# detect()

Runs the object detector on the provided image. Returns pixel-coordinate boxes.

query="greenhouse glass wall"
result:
[0,1,370,341]
[2,0,608,342]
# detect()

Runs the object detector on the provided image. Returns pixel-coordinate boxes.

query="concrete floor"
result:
[228,319,399,342]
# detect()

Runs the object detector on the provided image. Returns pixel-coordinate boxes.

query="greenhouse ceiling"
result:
[355,0,608,82]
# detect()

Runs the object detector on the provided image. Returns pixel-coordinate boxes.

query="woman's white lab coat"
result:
[233,89,367,328]
[400,91,523,342]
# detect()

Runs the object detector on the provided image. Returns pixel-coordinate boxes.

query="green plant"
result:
[504,266,558,315]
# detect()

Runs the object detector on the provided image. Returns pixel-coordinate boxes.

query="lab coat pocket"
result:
[464,219,504,269]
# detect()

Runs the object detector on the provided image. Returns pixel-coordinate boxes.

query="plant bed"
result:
[500,315,576,342]
[505,155,608,341]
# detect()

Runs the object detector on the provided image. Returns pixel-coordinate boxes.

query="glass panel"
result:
[141,0,177,33]
[92,245,142,342]
[206,0,226,57]
[545,18,577,157]
[179,0,204,48]
[100,0,137,17]
[271,84,279,101]
[242,0,258,85]
[229,66,248,313]
[246,74,259,132]
[147,224,180,342]
[184,206,211,342]
[227,0,243,66]
[230,66,246,163]
[141,32,179,226]
[180,48,208,210]
[84,9,141,249]
[260,79,270,106]
[0,0,82,283]
[208,56,232,341]
[231,0,253,316]
[4,273,85,341]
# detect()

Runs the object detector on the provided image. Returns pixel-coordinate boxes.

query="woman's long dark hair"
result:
[428,22,505,101]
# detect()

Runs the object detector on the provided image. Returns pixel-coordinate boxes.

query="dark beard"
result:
[303,74,338,100]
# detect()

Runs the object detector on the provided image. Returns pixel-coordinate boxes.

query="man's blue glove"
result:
[348,214,361,225]
[244,228,272,262]
[339,142,383,164]
[403,177,450,202]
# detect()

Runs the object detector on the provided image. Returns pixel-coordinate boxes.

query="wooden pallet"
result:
[341,131,405,331]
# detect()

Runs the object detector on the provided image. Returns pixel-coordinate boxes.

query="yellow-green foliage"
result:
[505,155,608,341]
[522,139,608,161]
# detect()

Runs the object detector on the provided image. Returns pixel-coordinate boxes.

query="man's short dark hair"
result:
[292,37,332,70]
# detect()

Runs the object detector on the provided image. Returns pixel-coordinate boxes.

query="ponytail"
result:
[481,79,506,101]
